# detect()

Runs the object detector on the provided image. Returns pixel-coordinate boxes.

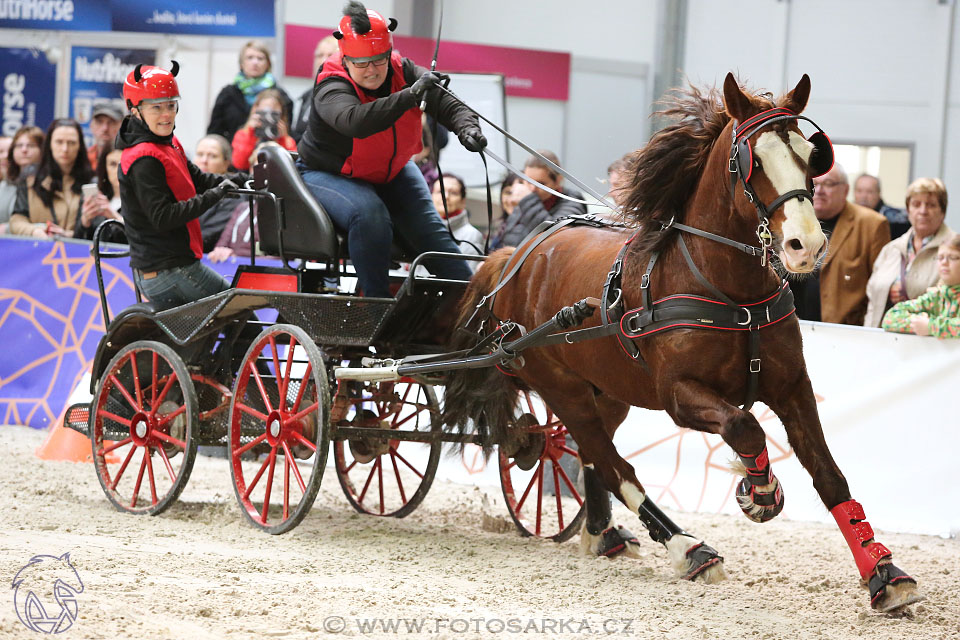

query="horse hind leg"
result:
[544,388,726,583]
[578,463,643,559]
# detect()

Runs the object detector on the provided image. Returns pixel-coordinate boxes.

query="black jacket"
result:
[291,86,312,143]
[491,188,587,249]
[117,116,228,271]
[207,83,294,142]
[297,58,478,178]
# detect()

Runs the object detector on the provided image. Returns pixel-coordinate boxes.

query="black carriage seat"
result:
[252,145,418,268]
[252,144,339,262]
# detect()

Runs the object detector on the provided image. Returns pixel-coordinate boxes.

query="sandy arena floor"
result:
[1,424,958,640]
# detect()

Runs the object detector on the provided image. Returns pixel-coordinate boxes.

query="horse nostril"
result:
[788,238,803,252]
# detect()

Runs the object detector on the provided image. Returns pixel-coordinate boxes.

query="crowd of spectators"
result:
[2,35,956,338]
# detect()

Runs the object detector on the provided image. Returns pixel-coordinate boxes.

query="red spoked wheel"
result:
[333,378,440,517]
[91,341,198,515]
[228,324,330,535]
[499,391,585,541]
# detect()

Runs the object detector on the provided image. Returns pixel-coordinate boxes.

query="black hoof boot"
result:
[596,525,640,557]
[869,562,924,612]
[682,542,724,581]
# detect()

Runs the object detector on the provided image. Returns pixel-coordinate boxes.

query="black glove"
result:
[216,177,239,196]
[226,171,248,186]
[409,72,440,101]
[458,126,487,153]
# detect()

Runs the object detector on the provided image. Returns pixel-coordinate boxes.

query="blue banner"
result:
[0,237,277,428]
[0,0,110,31]
[69,46,154,149]
[0,0,272,35]
[111,0,274,36]
[0,47,57,136]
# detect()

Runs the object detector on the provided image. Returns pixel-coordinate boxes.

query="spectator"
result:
[792,163,890,325]
[75,144,125,241]
[291,35,339,143]
[882,233,960,339]
[606,153,633,208]
[491,150,586,249]
[864,177,953,327]
[296,1,482,297]
[0,135,13,230]
[207,41,294,143]
[9,118,94,239]
[413,113,440,187]
[854,173,909,240]
[431,173,484,265]
[193,134,242,252]
[231,88,297,171]
[487,173,521,250]
[86,101,123,170]
[1,126,44,229]
[118,62,238,310]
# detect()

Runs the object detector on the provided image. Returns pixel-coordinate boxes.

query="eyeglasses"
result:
[140,101,178,115]
[937,253,960,263]
[813,180,846,190]
[347,56,389,69]
[14,142,39,150]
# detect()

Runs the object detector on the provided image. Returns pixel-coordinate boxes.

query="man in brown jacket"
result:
[794,163,890,325]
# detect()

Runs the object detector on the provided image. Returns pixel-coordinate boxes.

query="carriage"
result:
[64,73,923,612]
[65,141,585,539]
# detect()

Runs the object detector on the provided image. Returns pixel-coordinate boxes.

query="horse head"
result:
[723,73,829,274]
[12,553,84,633]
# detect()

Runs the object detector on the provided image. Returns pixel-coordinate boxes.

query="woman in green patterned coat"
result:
[882,233,960,339]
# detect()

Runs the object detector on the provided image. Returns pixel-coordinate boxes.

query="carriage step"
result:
[64,403,90,437]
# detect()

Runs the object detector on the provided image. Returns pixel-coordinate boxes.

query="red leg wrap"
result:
[831,500,892,580]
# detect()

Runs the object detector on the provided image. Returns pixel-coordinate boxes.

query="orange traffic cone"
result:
[35,412,95,463]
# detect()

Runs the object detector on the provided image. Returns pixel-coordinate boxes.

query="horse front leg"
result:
[671,380,785,523]
[768,376,924,613]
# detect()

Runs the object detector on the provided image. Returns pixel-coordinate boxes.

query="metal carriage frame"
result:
[66,145,588,539]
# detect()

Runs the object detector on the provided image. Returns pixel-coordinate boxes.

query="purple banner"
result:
[0,237,273,428]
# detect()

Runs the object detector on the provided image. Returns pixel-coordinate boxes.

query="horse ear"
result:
[782,73,810,114]
[722,72,753,121]
[59,552,71,562]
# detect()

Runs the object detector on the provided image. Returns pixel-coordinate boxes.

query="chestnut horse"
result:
[443,73,922,612]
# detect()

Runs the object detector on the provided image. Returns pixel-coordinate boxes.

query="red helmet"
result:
[123,61,180,109]
[333,4,397,62]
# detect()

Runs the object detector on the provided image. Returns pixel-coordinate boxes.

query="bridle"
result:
[726,107,835,265]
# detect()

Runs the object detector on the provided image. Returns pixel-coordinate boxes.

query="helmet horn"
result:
[388,18,397,31]
[170,60,179,77]
[133,64,143,83]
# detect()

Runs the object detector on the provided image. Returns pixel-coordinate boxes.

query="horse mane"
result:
[621,81,774,255]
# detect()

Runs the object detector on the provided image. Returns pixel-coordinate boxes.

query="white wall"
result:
[684,0,959,230]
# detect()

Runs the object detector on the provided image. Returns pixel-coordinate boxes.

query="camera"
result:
[254,109,281,141]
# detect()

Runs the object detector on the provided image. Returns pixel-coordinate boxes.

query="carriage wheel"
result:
[228,324,330,534]
[334,378,441,517]
[91,341,198,515]
[499,391,586,542]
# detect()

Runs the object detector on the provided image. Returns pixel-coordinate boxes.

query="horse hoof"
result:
[597,526,641,558]
[682,542,727,583]
[736,476,784,523]
[869,563,925,613]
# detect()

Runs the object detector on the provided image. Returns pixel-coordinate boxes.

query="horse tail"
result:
[441,248,520,459]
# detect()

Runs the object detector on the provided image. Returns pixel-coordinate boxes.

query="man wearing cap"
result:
[297,1,485,298]
[88,101,123,169]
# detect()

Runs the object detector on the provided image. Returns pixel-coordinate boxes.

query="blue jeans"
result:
[297,161,473,297]
[135,261,230,311]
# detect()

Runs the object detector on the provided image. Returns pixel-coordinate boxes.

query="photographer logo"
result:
[12,553,84,634]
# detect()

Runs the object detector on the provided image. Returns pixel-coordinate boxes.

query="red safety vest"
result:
[120,136,203,259]
[317,51,423,183]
